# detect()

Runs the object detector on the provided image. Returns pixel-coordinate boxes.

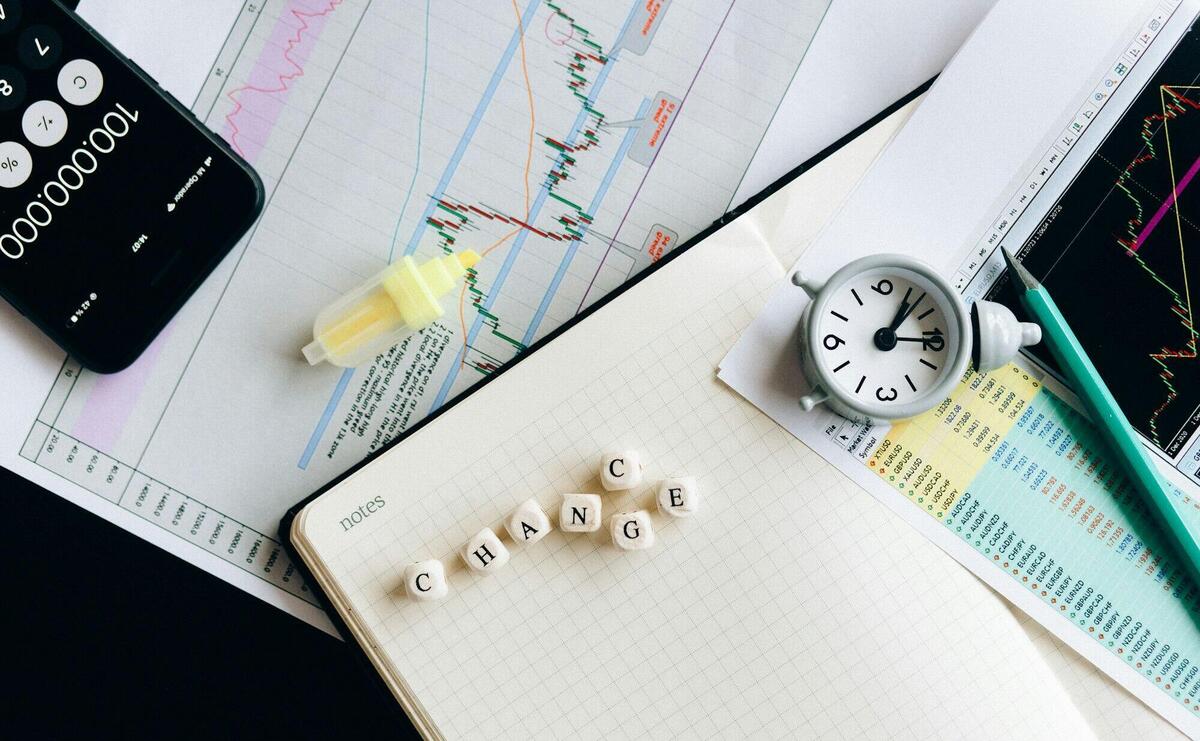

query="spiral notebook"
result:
[283,172,1165,737]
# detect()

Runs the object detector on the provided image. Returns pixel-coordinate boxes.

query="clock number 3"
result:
[876,386,898,402]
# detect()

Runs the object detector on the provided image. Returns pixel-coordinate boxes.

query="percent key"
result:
[0,141,30,188]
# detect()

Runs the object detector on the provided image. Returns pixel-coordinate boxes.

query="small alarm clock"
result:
[792,254,1040,424]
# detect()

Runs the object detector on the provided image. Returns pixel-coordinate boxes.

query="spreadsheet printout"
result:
[721,0,1200,732]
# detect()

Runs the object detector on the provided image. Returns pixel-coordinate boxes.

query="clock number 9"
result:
[876,387,898,402]
[823,334,845,350]
[871,278,893,295]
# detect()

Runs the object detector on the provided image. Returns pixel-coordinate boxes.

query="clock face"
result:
[815,266,961,409]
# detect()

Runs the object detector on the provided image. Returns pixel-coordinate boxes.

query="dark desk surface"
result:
[5,464,415,738]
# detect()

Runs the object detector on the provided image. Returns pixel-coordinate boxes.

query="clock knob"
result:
[971,300,1042,372]
[790,270,824,299]
[799,388,829,412]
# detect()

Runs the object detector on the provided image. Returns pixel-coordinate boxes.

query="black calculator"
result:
[0,0,263,372]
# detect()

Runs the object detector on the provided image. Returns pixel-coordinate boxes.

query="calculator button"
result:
[0,1,23,35]
[22,100,67,147]
[18,25,61,70]
[0,141,32,188]
[0,64,26,112]
[57,59,103,106]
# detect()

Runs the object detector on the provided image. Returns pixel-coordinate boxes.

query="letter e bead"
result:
[460,527,510,573]
[505,498,552,545]
[611,510,655,551]
[560,493,602,532]
[656,477,699,518]
[404,560,448,601]
[600,450,642,491]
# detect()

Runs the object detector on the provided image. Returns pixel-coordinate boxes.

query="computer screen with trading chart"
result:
[992,25,1200,460]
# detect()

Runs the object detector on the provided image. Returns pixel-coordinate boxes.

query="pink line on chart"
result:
[223,0,344,162]
[71,328,171,452]
[1133,151,1200,252]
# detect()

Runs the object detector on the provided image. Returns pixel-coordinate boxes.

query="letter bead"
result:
[404,560,448,601]
[505,497,552,545]
[460,527,510,573]
[559,493,602,532]
[610,510,655,550]
[656,477,700,518]
[600,450,643,491]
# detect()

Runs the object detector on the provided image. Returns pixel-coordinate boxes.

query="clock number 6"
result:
[876,386,898,402]
[823,334,845,350]
[871,278,893,296]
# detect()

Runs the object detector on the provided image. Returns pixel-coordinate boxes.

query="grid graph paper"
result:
[294,231,1172,739]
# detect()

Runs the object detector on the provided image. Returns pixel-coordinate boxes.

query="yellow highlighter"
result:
[302,250,480,367]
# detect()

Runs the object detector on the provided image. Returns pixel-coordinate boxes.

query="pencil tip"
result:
[1001,247,1039,291]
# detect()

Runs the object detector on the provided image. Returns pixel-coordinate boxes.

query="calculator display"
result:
[0,0,263,372]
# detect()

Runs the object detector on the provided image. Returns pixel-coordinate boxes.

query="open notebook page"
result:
[290,217,1162,738]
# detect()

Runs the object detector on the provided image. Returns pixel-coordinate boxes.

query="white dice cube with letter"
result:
[610,510,655,550]
[505,498,552,545]
[404,560,448,601]
[656,477,700,518]
[460,527,510,573]
[559,493,602,532]
[600,450,642,491]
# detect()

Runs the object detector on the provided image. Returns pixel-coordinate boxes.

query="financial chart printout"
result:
[18,0,830,620]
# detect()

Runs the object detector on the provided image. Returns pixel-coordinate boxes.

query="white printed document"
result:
[722,0,1200,733]
[1,0,992,629]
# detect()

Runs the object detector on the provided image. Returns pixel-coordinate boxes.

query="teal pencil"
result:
[1002,247,1200,582]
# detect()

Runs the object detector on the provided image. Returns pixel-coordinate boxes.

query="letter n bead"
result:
[404,560,448,601]
[560,493,602,532]
[611,510,655,551]
[460,527,510,573]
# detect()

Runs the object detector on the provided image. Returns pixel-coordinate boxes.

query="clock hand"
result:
[875,289,927,351]
[885,287,913,333]
[896,329,945,351]
[888,291,925,332]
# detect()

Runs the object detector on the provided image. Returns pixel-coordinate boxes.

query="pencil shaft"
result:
[1023,286,1200,579]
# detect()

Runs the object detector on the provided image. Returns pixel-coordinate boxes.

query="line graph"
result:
[997,27,1200,456]
[223,0,345,161]
[1115,85,1200,445]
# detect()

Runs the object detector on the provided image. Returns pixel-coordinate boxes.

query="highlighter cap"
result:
[302,250,480,367]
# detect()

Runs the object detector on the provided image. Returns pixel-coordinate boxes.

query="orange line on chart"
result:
[457,0,538,362]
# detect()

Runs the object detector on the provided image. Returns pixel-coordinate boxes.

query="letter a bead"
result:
[656,477,700,518]
[600,450,642,491]
[505,498,552,545]
[460,527,510,573]
[610,510,655,550]
[559,493,602,532]
[404,560,448,601]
